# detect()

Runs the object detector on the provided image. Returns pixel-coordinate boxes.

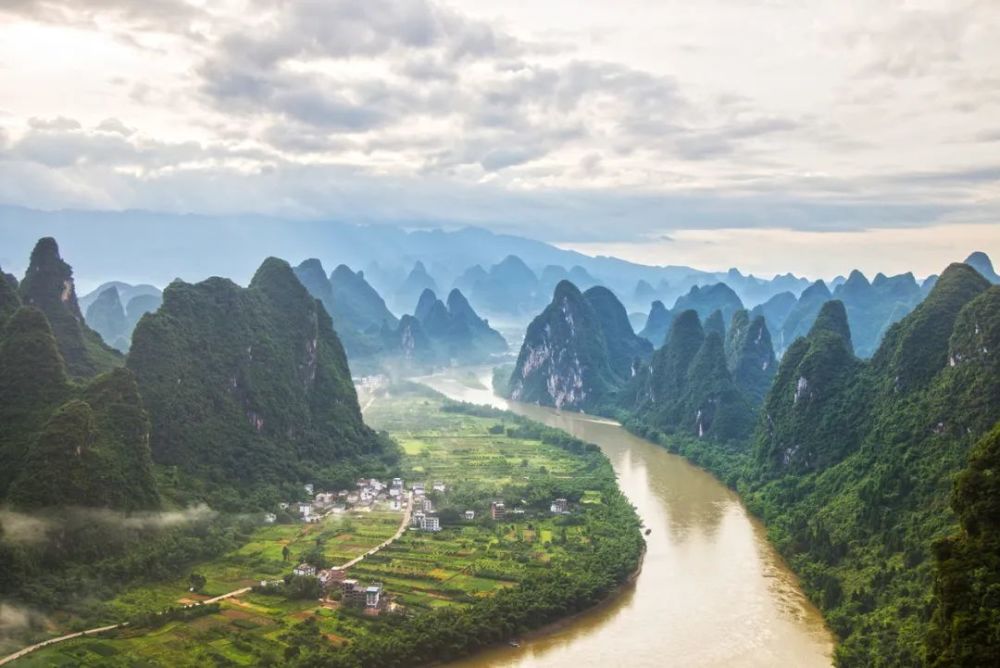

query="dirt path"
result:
[0,624,121,666]
[338,491,412,569]
[0,496,411,666]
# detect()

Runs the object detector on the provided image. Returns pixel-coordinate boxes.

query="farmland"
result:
[15,383,643,667]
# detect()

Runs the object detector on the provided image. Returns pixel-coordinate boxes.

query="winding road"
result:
[0,494,414,665]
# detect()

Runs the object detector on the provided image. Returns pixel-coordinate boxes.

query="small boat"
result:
[509,640,521,648]
[645,528,652,536]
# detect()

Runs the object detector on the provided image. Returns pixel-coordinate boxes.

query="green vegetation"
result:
[17,383,643,667]
[0,305,159,510]
[17,237,121,378]
[127,256,397,508]
[506,280,649,412]
[625,263,1000,665]
[926,424,1000,666]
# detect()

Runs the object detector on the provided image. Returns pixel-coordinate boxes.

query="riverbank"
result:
[421,366,833,668]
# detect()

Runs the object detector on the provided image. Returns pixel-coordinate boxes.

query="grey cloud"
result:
[96,117,136,135]
[27,116,81,131]
[0,0,206,34]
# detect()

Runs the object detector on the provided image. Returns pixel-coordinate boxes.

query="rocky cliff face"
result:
[506,281,621,411]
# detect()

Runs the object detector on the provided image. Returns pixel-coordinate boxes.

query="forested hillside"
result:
[128,257,395,507]
[623,263,1000,665]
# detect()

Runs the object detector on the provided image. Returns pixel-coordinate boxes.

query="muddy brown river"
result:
[416,368,834,668]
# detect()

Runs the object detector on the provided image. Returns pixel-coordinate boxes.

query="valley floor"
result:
[8,382,641,667]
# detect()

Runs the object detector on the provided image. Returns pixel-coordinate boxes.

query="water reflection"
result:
[415,368,834,668]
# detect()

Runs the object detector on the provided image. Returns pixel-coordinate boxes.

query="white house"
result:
[420,515,441,532]
[263,512,277,523]
[293,563,316,577]
[464,510,475,521]
[298,503,312,519]
[304,483,314,495]
[550,498,569,514]
[432,481,446,492]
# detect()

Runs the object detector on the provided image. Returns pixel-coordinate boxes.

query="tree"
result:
[188,573,207,592]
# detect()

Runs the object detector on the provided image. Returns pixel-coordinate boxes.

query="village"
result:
[260,475,575,616]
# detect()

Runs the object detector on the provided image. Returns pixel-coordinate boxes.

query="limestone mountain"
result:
[871,263,989,393]
[964,251,999,284]
[79,281,161,315]
[736,266,999,661]
[505,281,623,411]
[754,300,866,473]
[778,279,831,352]
[704,309,726,339]
[408,288,508,363]
[452,264,488,295]
[293,259,398,361]
[582,285,653,373]
[638,300,671,347]
[927,425,1000,667]
[749,291,796,344]
[85,286,130,352]
[471,255,541,316]
[393,261,439,313]
[725,309,777,403]
[17,237,121,377]
[671,282,743,326]
[381,314,433,363]
[0,264,19,327]
[329,264,397,331]
[446,289,508,353]
[125,293,163,331]
[0,306,159,510]
[633,279,658,307]
[625,309,753,442]
[128,257,387,491]
[831,270,923,358]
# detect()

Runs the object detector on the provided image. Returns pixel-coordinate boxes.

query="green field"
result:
[18,382,633,666]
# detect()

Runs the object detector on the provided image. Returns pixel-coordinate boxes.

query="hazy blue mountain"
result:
[79,281,161,315]
[832,270,923,358]
[85,287,129,352]
[965,251,999,284]
[671,283,744,325]
[628,310,647,333]
[125,293,163,331]
[749,291,796,343]
[329,264,397,331]
[452,264,488,294]
[639,300,672,347]
[470,255,541,316]
[778,280,831,352]
[392,261,439,313]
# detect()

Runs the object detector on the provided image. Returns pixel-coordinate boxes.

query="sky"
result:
[0,0,998,277]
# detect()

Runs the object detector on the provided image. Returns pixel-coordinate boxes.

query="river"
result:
[415,367,834,668]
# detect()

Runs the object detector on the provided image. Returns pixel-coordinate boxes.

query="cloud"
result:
[0,0,998,251]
